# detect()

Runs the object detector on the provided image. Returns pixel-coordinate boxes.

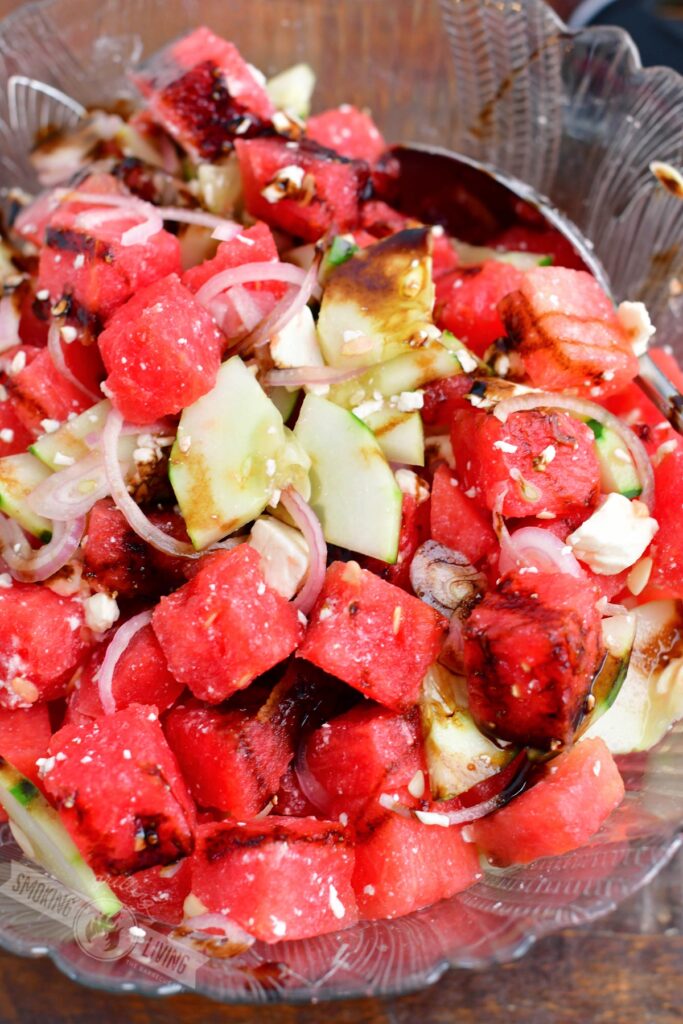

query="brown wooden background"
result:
[0,0,682,1019]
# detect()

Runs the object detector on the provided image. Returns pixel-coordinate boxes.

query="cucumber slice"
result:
[0,762,120,916]
[585,601,683,754]
[587,419,641,498]
[169,356,311,549]
[452,239,552,270]
[365,408,424,466]
[266,63,316,118]
[30,400,111,471]
[293,394,402,562]
[420,665,514,799]
[327,340,462,410]
[317,227,436,369]
[0,454,52,540]
[196,156,243,216]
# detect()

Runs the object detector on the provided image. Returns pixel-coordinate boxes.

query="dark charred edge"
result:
[203,823,349,864]
[45,225,115,262]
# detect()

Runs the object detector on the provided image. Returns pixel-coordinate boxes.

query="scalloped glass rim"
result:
[0,0,682,1004]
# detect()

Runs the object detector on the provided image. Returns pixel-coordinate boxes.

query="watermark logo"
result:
[73,902,137,962]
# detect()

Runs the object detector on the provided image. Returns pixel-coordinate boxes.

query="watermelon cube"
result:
[450,406,601,519]
[435,261,525,356]
[648,436,683,598]
[98,273,223,423]
[152,545,303,704]
[83,500,188,599]
[302,704,425,820]
[0,398,33,456]
[163,698,293,817]
[0,582,90,709]
[491,225,586,271]
[8,348,90,434]
[0,704,52,786]
[71,624,184,718]
[498,266,639,397]
[471,737,625,865]
[191,817,358,942]
[353,812,481,920]
[38,174,182,324]
[44,704,195,874]
[306,105,387,164]
[138,28,274,161]
[421,374,472,431]
[235,137,370,242]
[297,561,448,711]
[464,571,604,749]
[107,857,191,925]
[430,464,497,564]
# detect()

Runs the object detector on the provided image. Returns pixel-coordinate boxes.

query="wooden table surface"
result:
[0,0,681,1020]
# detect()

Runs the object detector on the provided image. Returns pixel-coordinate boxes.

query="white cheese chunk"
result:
[270,306,323,369]
[567,493,658,575]
[83,592,120,634]
[249,515,310,599]
[616,301,656,356]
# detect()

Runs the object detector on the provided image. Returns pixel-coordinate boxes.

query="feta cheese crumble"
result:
[617,301,656,356]
[83,592,120,633]
[567,493,658,575]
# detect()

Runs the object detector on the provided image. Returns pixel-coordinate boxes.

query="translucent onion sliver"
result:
[280,486,327,615]
[0,513,85,583]
[27,450,110,521]
[96,610,152,715]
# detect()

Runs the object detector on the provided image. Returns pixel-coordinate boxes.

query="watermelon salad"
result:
[0,26,681,947]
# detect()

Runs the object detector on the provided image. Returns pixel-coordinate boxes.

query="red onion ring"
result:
[182,914,255,946]
[156,206,241,236]
[47,322,101,402]
[247,254,320,351]
[280,486,327,615]
[493,391,655,511]
[498,525,584,578]
[27,450,110,520]
[102,409,197,558]
[262,365,363,388]
[294,743,333,814]
[211,222,246,242]
[227,285,264,333]
[195,261,307,308]
[379,791,503,827]
[96,610,152,715]
[0,513,85,583]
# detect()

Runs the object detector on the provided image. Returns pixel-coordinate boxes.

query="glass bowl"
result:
[0,0,682,1003]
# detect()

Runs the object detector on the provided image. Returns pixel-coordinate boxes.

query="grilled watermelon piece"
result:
[297,561,448,712]
[306,105,387,163]
[164,698,292,817]
[82,500,188,599]
[430,464,497,564]
[71,624,184,718]
[140,27,274,161]
[152,546,303,704]
[421,374,473,431]
[107,857,191,925]
[302,704,425,820]
[464,571,604,750]
[471,737,624,865]
[647,435,683,598]
[235,136,370,242]
[362,491,431,591]
[191,816,358,942]
[8,348,91,434]
[0,704,52,786]
[44,703,195,875]
[450,406,601,519]
[0,583,90,709]
[38,174,181,324]
[0,398,33,456]
[491,225,586,271]
[435,261,525,356]
[98,273,223,423]
[353,812,481,920]
[498,266,639,397]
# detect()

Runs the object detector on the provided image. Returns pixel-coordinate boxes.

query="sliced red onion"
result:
[379,791,503,827]
[498,525,584,578]
[262,365,363,388]
[102,408,197,558]
[66,191,163,247]
[493,391,655,511]
[195,261,307,308]
[228,285,264,333]
[247,254,320,351]
[0,513,85,583]
[156,206,241,236]
[27,450,110,520]
[280,486,327,615]
[47,322,101,402]
[294,743,331,814]
[0,295,21,353]
[96,610,152,715]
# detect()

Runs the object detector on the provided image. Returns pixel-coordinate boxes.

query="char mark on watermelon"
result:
[463,570,604,750]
